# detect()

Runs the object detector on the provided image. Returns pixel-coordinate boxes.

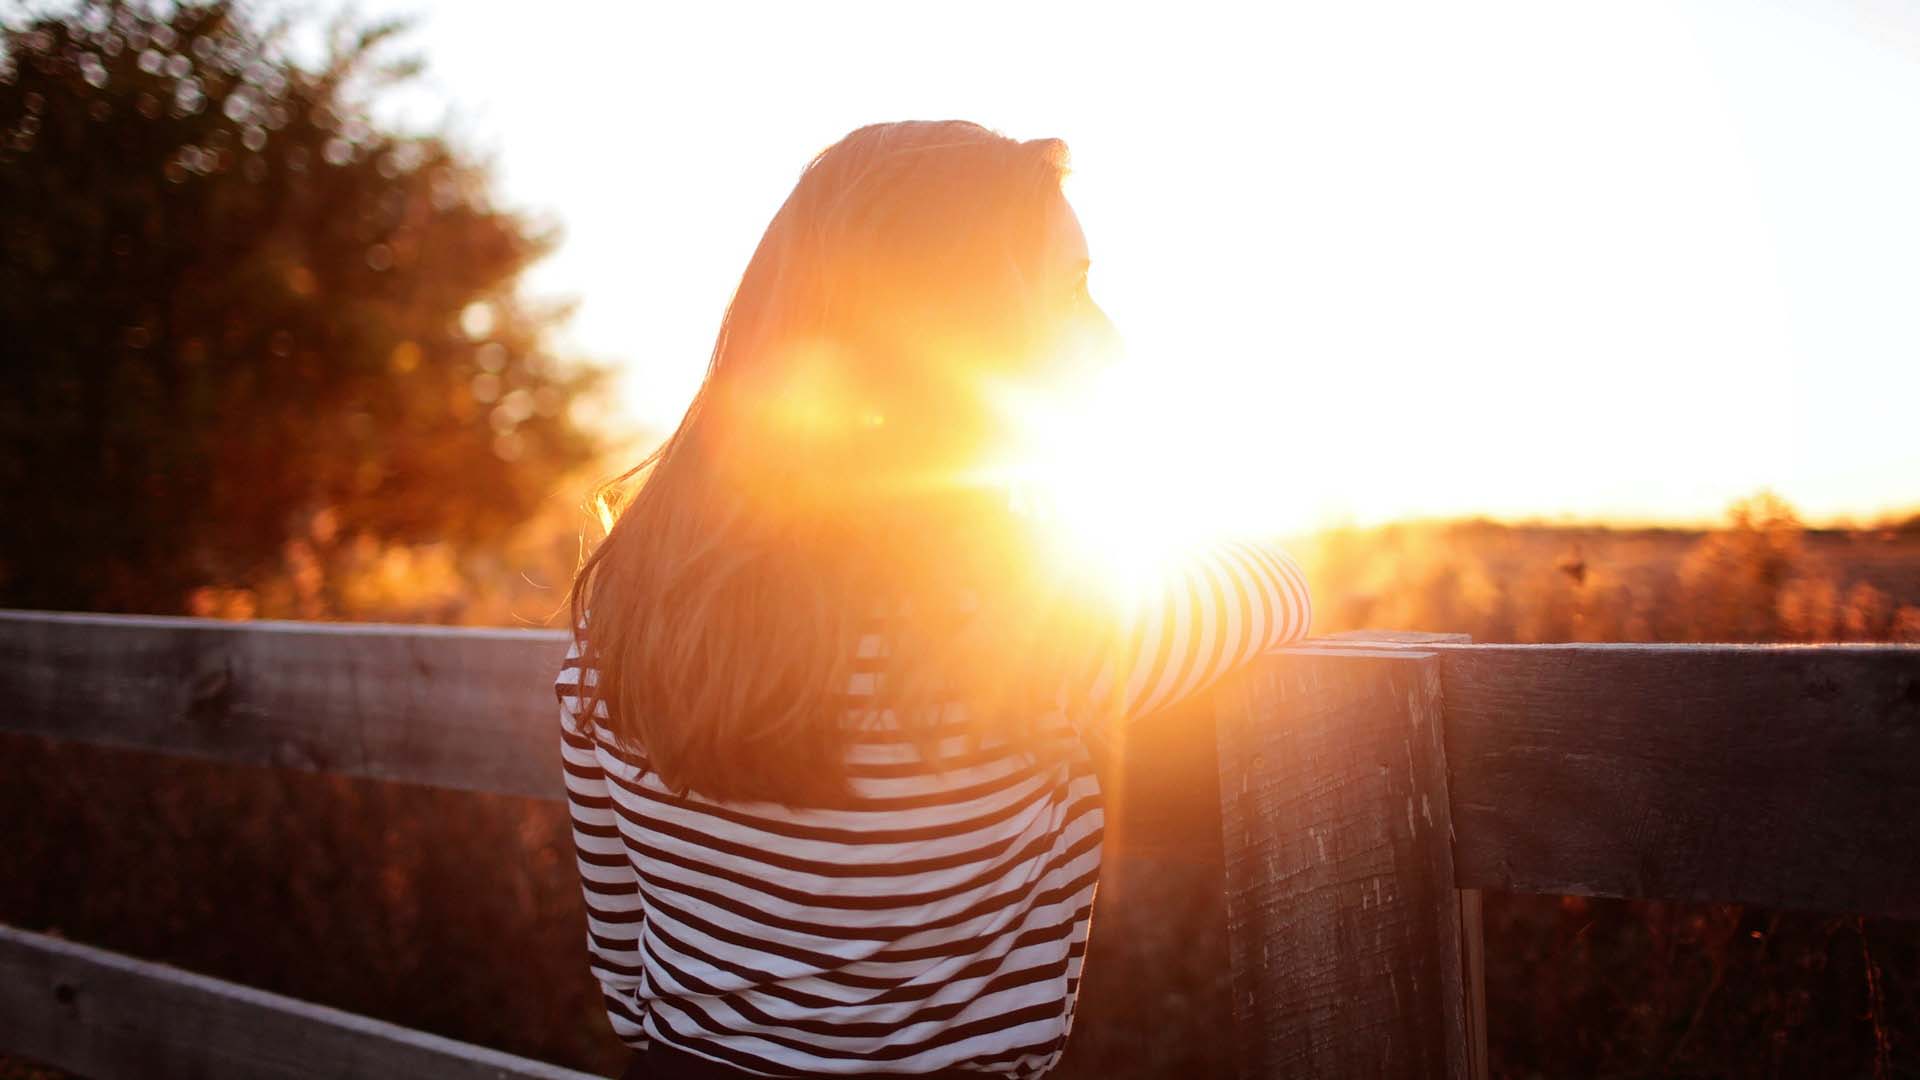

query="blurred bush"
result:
[1298,492,1920,647]
[0,0,612,618]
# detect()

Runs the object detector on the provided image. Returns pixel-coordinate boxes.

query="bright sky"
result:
[354,0,1920,532]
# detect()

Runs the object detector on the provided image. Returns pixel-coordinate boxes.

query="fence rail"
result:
[0,609,569,797]
[2,608,1916,1079]
[0,924,597,1080]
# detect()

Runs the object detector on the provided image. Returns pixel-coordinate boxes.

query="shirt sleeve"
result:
[555,627,652,1048]
[1072,538,1312,732]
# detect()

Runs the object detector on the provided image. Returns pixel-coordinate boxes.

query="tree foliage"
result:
[0,0,609,614]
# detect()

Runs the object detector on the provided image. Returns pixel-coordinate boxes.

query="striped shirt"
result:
[556,540,1311,1077]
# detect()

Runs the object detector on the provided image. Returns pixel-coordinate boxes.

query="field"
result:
[3,502,1917,1079]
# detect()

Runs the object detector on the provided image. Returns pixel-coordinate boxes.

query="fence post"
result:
[1215,644,1483,1079]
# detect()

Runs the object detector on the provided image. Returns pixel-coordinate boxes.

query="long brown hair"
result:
[567,121,1114,806]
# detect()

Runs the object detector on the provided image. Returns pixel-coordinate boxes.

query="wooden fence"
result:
[1,609,1915,1079]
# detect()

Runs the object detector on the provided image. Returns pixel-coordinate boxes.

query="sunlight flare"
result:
[990,359,1294,602]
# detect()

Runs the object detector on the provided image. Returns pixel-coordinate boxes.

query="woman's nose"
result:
[1060,304,1123,374]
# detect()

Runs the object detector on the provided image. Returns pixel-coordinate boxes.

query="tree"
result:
[0,0,610,614]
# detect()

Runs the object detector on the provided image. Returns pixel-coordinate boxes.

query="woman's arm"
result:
[1074,538,1312,730]
[555,632,651,1046]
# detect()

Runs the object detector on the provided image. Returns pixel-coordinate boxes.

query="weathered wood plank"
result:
[1456,888,1488,1080]
[1321,629,1487,1077]
[0,609,571,799]
[1216,647,1479,1080]
[1320,631,1474,645]
[1438,643,1920,918]
[0,923,599,1080]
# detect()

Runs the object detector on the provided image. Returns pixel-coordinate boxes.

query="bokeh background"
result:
[1,2,1916,1078]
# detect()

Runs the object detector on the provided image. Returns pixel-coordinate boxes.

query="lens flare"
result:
[989,359,1286,602]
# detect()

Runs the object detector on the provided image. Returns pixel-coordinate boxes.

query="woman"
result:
[557,120,1311,1079]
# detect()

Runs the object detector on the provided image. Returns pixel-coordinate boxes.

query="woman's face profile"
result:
[1041,195,1090,305]
[1033,194,1117,379]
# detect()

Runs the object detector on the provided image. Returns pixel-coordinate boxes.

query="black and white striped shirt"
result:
[556,540,1311,1077]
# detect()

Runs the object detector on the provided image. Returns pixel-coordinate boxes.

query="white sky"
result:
[351,0,1920,531]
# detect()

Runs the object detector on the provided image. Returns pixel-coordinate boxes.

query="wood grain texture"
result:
[1215,647,1479,1080]
[0,609,571,799]
[1438,643,1920,918]
[1319,631,1474,645]
[0,923,599,1080]
[1456,888,1488,1080]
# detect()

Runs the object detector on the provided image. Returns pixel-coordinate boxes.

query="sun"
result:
[990,360,1288,603]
